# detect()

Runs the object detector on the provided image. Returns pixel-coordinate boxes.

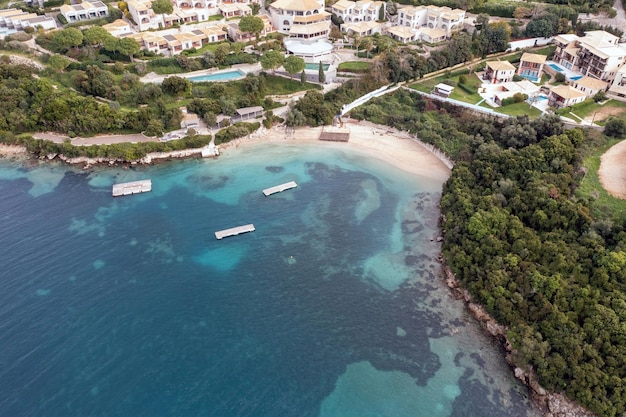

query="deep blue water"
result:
[0,144,540,417]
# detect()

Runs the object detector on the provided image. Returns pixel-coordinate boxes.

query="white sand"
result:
[219,119,452,183]
[598,140,626,199]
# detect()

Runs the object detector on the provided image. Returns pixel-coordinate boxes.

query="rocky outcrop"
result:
[53,148,207,168]
[442,265,596,417]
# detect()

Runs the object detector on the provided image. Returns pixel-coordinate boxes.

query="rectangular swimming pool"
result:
[305,63,330,70]
[187,69,246,82]
[548,63,564,72]
[569,75,583,81]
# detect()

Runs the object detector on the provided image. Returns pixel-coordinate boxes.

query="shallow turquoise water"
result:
[0,143,540,417]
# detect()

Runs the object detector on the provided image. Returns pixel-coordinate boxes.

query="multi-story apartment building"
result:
[608,65,626,100]
[0,8,56,37]
[60,1,109,23]
[552,30,626,83]
[268,0,330,39]
[331,0,384,23]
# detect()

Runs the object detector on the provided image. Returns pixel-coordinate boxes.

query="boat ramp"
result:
[112,180,152,197]
[215,224,255,240]
[262,181,298,196]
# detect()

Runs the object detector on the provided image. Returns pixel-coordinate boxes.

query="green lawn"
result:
[556,99,626,122]
[495,102,542,117]
[262,74,321,93]
[410,73,483,104]
[337,61,370,72]
[578,138,626,220]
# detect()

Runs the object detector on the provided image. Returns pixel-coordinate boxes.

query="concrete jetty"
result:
[215,224,255,240]
[112,180,152,197]
[263,181,298,196]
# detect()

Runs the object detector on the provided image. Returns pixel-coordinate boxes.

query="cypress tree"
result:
[301,69,306,84]
[318,62,326,83]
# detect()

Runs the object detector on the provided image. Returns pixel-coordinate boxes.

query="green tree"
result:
[360,37,373,58]
[378,3,385,21]
[260,50,284,73]
[83,26,110,48]
[151,0,173,28]
[47,55,70,72]
[605,118,626,138]
[203,111,217,127]
[238,15,264,43]
[53,28,83,51]
[213,43,230,65]
[300,69,306,83]
[162,76,191,96]
[318,61,325,83]
[284,55,305,79]
[117,37,140,62]
[144,118,164,137]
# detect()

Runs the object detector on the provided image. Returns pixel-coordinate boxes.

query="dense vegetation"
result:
[351,89,626,416]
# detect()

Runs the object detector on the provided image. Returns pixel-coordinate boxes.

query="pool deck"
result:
[141,63,262,84]
[545,60,583,81]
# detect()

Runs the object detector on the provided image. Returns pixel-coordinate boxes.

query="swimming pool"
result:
[187,69,246,82]
[305,63,330,70]
[536,94,548,101]
[548,63,564,72]
[569,75,583,81]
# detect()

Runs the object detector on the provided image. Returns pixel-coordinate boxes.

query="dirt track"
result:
[598,139,626,199]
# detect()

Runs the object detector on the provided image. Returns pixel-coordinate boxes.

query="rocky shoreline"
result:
[442,265,596,417]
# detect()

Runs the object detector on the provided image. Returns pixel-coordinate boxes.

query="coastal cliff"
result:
[442,265,595,417]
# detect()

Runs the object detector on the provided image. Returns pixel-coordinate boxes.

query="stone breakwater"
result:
[443,266,596,417]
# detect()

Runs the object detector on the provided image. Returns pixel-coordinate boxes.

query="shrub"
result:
[593,90,607,102]
[555,72,566,82]
[605,117,626,138]
[214,122,260,144]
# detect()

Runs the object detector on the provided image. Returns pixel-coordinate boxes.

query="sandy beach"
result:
[598,140,626,199]
[19,120,453,184]
[218,119,452,183]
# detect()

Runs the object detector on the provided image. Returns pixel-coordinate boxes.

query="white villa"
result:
[331,0,384,23]
[548,85,587,108]
[128,0,255,31]
[103,19,133,37]
[384,4,464,44]
[341,20,381,37]
[484,61,515,84]
[128,24,228,55]
[268,0,330,39]
[60,1,108,23]
[0,8,56,36]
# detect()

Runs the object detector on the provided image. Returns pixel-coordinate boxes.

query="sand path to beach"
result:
[599,139,626,199]
[220,119,452,183]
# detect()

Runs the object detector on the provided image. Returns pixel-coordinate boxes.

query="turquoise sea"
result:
[0,143,540,417]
